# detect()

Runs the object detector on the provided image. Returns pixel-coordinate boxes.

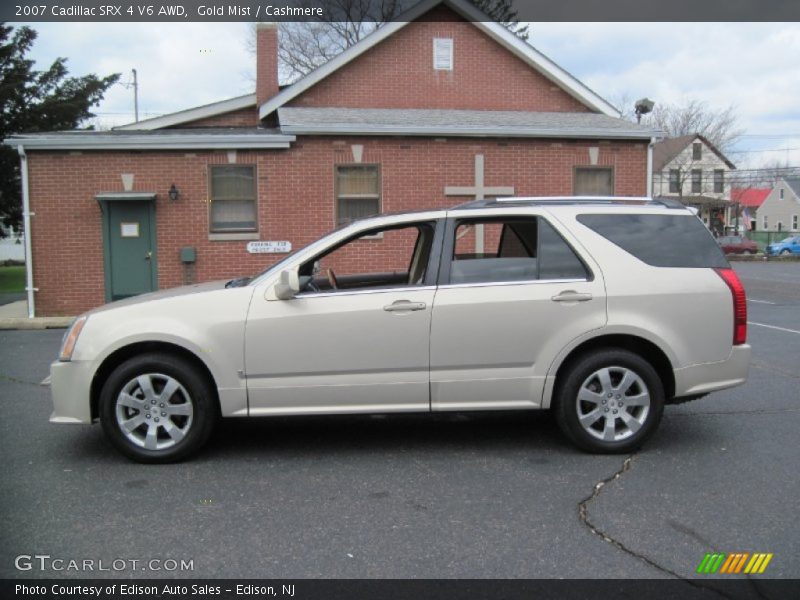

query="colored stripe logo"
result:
[697,553,773,574]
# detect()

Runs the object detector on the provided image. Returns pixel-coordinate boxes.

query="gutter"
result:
[646,136,655,197]
[279,124,657,140]
[16,145,36,318]
[4,133,296,151]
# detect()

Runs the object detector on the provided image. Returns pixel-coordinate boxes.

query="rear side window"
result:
[577,214,728,268]
[449,217,589,284]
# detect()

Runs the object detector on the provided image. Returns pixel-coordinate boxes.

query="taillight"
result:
[715,268,747,345]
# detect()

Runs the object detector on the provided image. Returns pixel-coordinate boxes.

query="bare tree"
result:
[642,99,744,153]
[247,0,528,83]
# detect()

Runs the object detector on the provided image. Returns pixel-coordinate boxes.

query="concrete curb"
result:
[726,254,800,262]
[0,317,73,330]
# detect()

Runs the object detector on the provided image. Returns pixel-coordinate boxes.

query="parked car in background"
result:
[766,235,800,256]
[50,197,750,462]
[717,235,759,255]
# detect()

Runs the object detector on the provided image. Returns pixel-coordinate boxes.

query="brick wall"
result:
[287,6,590,113]
[27,137,646,315]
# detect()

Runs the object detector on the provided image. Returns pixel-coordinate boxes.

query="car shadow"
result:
[202,411,566,460]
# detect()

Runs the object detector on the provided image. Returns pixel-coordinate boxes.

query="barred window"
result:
[336,165,381,226]
[209,165,257,232]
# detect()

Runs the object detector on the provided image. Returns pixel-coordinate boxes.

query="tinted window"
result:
[449,217,588,284]
[577,214,728,268]
[538,219,590,279]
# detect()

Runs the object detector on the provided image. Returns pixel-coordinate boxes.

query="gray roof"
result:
[783,177,800,197]
[277,107,660,139]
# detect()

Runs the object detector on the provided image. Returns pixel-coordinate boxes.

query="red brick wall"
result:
[172,106,259,128]
[27,137,646,315]
[288,6,590,113]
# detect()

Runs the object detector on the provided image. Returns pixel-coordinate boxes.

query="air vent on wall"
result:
[433,38,453,71]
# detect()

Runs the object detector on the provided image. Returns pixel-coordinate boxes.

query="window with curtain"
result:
[574,167,614,196]
[209,165,257,232]
[336,165,381,226]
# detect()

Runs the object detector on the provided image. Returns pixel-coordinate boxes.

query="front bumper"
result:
[49,360,95,424]
[673,344,751,398]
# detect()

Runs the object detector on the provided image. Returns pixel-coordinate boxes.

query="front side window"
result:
[574,167,614,196]
[209,165,257,232]
[448,217,588,285]
[336,165,381,227]
[298,222,435,294]
[669,169,681,193]
[714,170,725,193]
[691,169,702,193]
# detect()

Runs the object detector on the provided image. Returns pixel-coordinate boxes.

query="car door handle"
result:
[383,301,427,312]
[551,291,593,303]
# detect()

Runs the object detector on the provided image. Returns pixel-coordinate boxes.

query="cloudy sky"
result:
[19,21,800,171]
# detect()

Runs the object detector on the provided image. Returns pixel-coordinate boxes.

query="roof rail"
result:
[452,196,689,210]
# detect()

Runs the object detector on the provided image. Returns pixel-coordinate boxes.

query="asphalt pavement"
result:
[0,262,797,591]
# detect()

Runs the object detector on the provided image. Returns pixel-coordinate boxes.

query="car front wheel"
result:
[99,353,217,463]
[554,349,665,454]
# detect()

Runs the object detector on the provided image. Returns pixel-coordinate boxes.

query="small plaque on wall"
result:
[120,222,140,238]
[246,241,292,254]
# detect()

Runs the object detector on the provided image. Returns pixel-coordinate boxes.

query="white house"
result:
[758,178,800,233]
[0,225,25,262]
[652,134,736,236]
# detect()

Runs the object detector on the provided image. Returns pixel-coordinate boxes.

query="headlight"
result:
[59,316,88,362]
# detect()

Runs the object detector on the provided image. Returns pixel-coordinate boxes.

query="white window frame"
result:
[433,38,453,71]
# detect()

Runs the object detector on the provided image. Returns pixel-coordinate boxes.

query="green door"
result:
[105,201,156,300]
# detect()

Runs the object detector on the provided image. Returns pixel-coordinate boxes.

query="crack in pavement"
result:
[0,372,41,387]
[750,362,800,380]
[578,454,735,599]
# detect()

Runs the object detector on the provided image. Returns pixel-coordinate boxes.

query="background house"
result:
[758,178,800,233]
[0,225,25,262]
[652,134,736,236]
[730,187,770,232]
[4,0,658,316]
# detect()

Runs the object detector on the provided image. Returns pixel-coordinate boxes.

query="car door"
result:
[244,218,443,415]
[429,212,606,411]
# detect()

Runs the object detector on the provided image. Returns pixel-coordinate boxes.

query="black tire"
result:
[553,348,665,454]
[99,353,217,463]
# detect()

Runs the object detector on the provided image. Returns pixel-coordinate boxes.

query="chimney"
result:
[256,23,279,107]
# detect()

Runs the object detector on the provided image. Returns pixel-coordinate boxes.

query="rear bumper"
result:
[49,360,95,424]
[673,344,751,397]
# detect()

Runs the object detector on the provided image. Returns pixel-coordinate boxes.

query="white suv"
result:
[52,197,750,462]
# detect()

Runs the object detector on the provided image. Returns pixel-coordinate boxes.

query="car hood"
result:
[86,280,232,316]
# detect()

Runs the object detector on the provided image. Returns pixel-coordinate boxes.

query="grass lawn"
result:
[0,265,25,293]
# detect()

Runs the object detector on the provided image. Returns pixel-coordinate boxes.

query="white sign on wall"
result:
[246,241,292,254]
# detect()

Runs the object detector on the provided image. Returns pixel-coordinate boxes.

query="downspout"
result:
[646,136,655,198]
[17,145,36,318]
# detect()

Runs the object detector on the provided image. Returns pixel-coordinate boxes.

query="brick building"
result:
[6,0,658,316]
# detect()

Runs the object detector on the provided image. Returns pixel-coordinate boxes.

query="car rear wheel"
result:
[99,353,217,463]
[554,349,665,454]
[780,249,791,255]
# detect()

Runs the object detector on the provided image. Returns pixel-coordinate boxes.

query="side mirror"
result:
[274,269,300,300]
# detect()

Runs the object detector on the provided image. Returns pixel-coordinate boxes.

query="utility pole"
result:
[132,69,139,123]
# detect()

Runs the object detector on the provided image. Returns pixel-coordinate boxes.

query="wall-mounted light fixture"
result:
[168,183,180,201]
